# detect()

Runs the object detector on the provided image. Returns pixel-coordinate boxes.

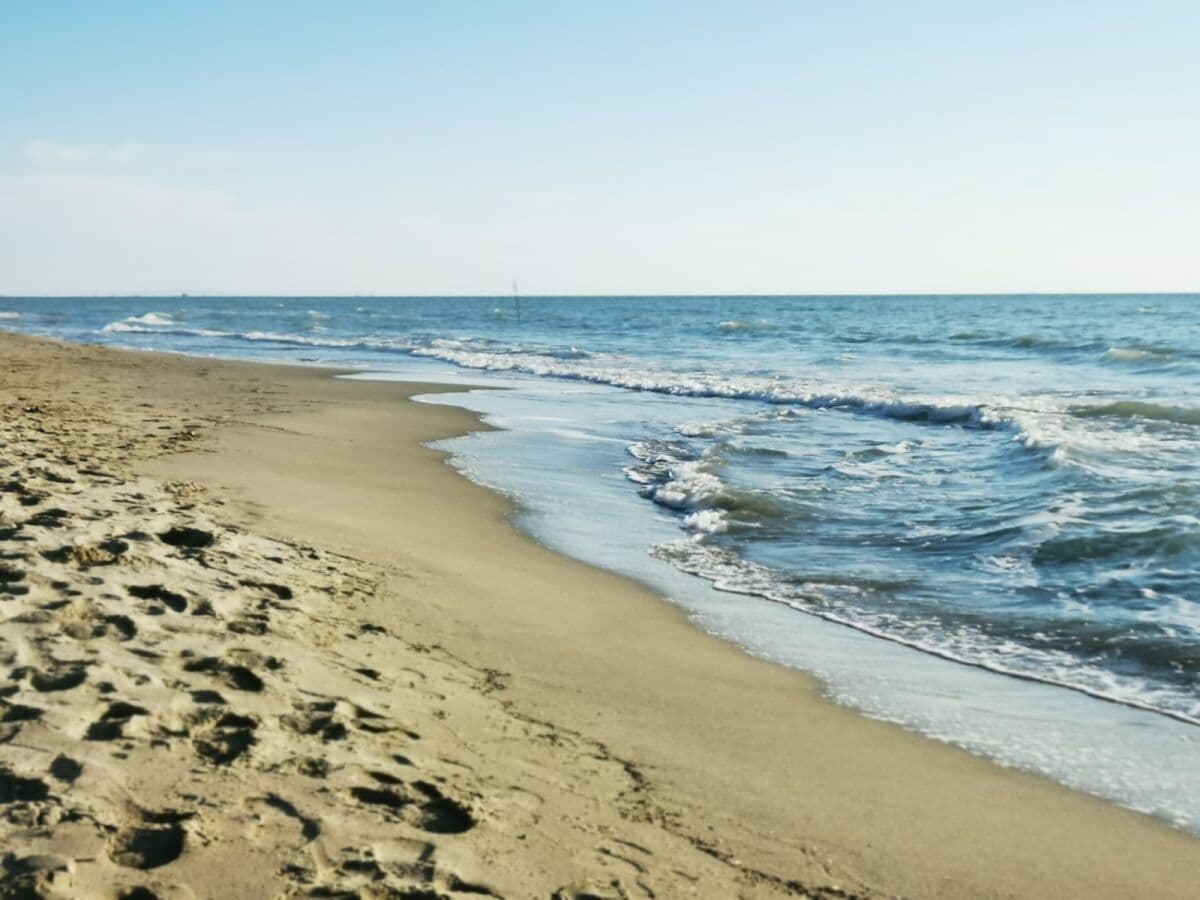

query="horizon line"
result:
[2,290,1198,300]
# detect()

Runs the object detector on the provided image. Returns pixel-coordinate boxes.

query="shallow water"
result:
[4,294,1199,829]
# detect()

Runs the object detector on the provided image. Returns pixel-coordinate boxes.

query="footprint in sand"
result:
[226,611,269,636]
[115,887,161,900]
[0,560,27,595]
[325,839,501,897]
[157,526,214,549]
[243,793,320,845]
[0,766,50,803]
[280,700,348,742]
[348,776,475,835]
[49,755,83,784]
[0,561,26,583]
[190,710,258,765]
[238,578,293,601]
[26,507,70,528]
[41,538,128,567]
[188,688,225,705]
[103,613,138,641]
[127,584,188,613]
[0,854,75,897]
[1,702,44,724]
[108,810,191,870]
[181,655,266,692]
[0,701,43,742]
[0,524,27,542]
[281,698,411,743]
[17,662,89,692]
[85,700,150,741]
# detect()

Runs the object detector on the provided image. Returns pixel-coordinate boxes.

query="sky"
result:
[1,1,1198,295]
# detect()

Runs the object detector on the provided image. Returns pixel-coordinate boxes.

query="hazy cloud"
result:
[23,139,149,167]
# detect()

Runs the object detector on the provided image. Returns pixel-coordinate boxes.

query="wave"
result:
[98,320,385,347]
[654,539,1200,726]
[95,320,996,428]
[101,312,174,331]
[238,330,372,348]
[410,341,1006,428]
[719,319,777,332]
[844,440,916,463]
[1014,333,1067,349]
[1033,526,1200,565]
[1102,345,1176,365]
[546,346,592,360]
[129,312,173,326]
[0,311,20,320]
[625,440,785,535]
[1071,400,1200,428]
[92,322,1195,471]
[97,321,1145,475]
[101,322,228,338]
[937,331,1194,367]
[891,330,1104,355]
[1009,407,1186,469]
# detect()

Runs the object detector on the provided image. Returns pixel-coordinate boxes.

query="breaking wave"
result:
[653,539,1200,726]
[1071,400,1200,428]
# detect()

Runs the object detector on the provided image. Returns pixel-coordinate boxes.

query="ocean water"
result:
[3,294,1199,829]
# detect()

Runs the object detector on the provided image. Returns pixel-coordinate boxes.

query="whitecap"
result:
[1102,345,1174,364]
[719,319,776,332]
[683,509,728,535]
[128,312,173,326]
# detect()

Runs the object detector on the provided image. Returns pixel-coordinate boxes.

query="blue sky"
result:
[2,1,1197,294]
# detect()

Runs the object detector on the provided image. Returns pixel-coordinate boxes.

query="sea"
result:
[3,294,1198,831]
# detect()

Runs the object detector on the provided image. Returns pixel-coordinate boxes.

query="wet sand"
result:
[1,331,1197,898]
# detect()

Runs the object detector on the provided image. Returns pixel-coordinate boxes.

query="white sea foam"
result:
[0,311,20,319]
[233,329,1187,472]
[101,321,226,337]
[651,466,725,510]
[101,311,175,331]
[653,538,1200,726]
[1010,408,1180,474]
[89,323,1188,480]
[409,341,1015,430]
[719,319,777,332]
[683,509,728,534]
[88,323,1051,441]
[1102,345,1177,365]
[627,442,725,513]
[131,312,172,325]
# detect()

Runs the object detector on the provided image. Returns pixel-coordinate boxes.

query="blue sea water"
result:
[3,294,1199,829]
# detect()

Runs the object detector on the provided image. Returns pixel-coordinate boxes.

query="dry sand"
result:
[0,331,1197,899]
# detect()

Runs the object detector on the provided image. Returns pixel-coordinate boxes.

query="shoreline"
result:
[2,331,1198,897]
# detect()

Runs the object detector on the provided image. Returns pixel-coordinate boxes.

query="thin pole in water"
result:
[512,280,521,322]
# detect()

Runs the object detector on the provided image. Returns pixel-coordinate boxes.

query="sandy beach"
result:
[1,330,1196,899]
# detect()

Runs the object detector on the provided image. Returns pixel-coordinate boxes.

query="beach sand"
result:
[1,331,1196,898]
